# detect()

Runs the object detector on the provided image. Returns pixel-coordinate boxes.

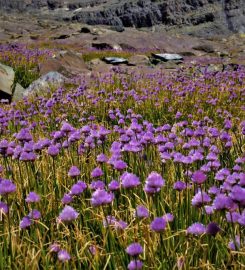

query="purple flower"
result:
[238,212,245,226]
[90,180,105,190]
[19,151,37,161]
[191,191,211,207]
[49,243,61,253]
[226,212,241,223]
[113,160,127,171]
[146,172,165,188]
[229,185,245,206]
[144,172,165,194]
[88,245,97,256]
[204,205,215,215]
[62,193,73,204]
[150,217,167,232]
[128,260,143,270]
[61,122,73,133]
[103,215,117,227]
[173,181,186,191]
[208,186,220,195]
[135,205,149,218]
[0,180,16,195]
[70,181,87,195]
[0,201,8,214]
[58,249,71,261]
[97,153,108,163]
[25,192,40,203]
[213,194,234,210]
[115,220,128,230]
[47,145,60,156]
[58,206,79,223]
[68,166,80,178]
[91,167,103,178]
[228,235,241,250]
[108,180,120,191]
[28,209,41,220]
[191,170,207,184]
[91,189,114,207]
[187,223,206,235]
[206,222,220,236]
[16,128,32,142]
[163,213,174,222]
[20,216,32,229]
[126,243,143,256]
[177,257,185,269]
[121,172,140,189]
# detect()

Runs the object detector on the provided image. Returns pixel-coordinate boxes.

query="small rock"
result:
[53,34,70,40]
[128,55,150,66]
[223,63,244,71]
[157,61,180,70]
[112,44,122,51]
[199,64,224,73]
[103,57,128,65]
[180,52,196,56]
[80,27,91,33]
[92,43,114,50]
[152,53,183,62]
[30,34,40,40]
[192,44,215,53]
[119,43,136,51]
[110,25,125,32]
[88,58,112,73]
[217,51,230,57]
[0,63,15,96]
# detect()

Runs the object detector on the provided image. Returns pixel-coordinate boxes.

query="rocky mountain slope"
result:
[0,0,244,36]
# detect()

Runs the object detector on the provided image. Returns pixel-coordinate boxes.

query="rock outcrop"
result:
[0,0,64,10]
[0,1,244,35]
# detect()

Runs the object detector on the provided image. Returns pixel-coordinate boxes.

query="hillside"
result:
[0,0,244,36]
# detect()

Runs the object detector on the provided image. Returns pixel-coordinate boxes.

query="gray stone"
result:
[12,83,25,101]
[152,53,183,61]
[24,72,66,97]
[103,57,128,65]
[128,55,150,66]
[192,45,215,53]
[0,63,15,96]
[92,43,114,50]
[80,27,91,33]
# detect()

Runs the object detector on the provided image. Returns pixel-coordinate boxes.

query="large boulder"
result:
[0,63,15,96]
[128,55,150,66]
[24,71,66,97]
[39,51,88,77]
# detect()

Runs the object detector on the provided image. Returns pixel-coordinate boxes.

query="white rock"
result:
[103,57,128,64]
[152,53,183,61]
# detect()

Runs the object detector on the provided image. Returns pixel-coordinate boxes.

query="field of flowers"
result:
[0,46,244,269]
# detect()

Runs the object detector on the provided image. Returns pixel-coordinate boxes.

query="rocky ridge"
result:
[0,0,244,35]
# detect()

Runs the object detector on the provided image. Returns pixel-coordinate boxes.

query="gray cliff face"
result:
[0,0,64,10]
[0,0,244,34]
